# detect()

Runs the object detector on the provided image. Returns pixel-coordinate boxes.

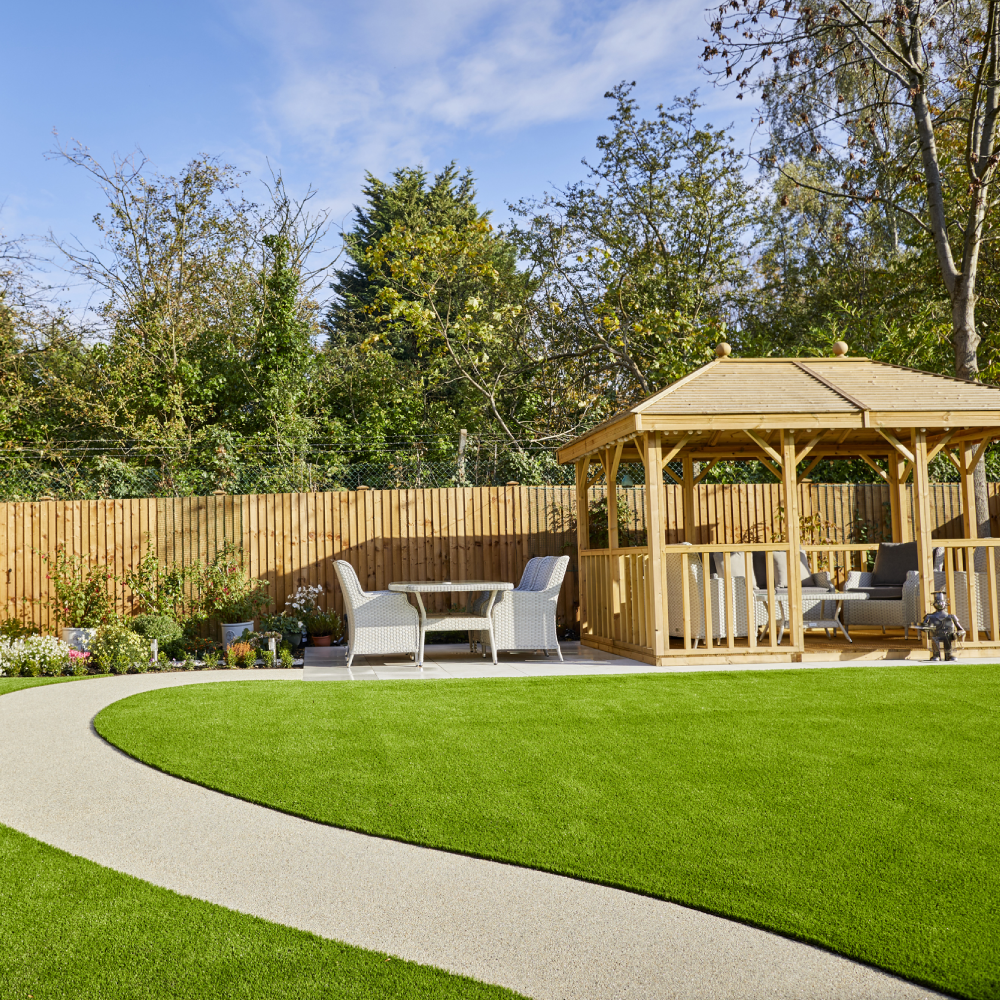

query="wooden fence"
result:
[3,483,1000,634]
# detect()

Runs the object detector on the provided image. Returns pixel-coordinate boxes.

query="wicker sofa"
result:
[843,542,944,636]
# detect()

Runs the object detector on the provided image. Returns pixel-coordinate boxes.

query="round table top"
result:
[387,580,514,593]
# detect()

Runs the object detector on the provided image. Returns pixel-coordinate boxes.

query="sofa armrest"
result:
[844,571,874,590]
[811,571,834,591]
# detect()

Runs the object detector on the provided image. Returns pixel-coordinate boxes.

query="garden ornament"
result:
[913,592,965,661]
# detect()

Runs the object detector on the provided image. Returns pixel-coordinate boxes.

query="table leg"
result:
[414,592,427,667]
[834,602,852,643]
[486,589,499,664]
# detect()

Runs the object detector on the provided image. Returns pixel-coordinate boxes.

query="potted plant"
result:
[196,544,271,648]
[304,607,343,647]
[41,545,117,650]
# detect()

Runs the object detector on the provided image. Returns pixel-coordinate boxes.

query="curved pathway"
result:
[0,672,943,1000]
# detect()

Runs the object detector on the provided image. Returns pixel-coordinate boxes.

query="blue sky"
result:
[2,0,749,282]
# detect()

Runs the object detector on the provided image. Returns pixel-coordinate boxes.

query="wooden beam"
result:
[663,464,683,486]
[798,455,824,482]
[859,454,890,483]
[926,429,958,464]
[643,432,667,658]
[758,457,784,482]
[961,440,982,542]
[661,431,696,468]
[794,362,871,421]
[970,437,991,472]
[693,458,720,486]
[682,453,697,543]
[781,430,804,650]
[575,459,590,637]
[743,429,784,468]
[944,449,962,474]
[794,432,825,467]
[912,429,935,627]
[877,428,915,464]
[887,452,907,543]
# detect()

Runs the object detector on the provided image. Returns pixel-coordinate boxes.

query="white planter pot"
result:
[61,627,97,651]
[221,621,254,648]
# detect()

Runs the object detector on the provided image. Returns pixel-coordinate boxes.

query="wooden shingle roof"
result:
[557,357,1000,465]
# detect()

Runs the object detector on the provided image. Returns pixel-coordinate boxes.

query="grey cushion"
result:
[851,586,904,601]
[711,550,747,580]
[752,551,823,589]
[872,541,918,586]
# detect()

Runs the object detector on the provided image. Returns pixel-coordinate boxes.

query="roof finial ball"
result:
[715,342,732,358]
[832,340,849,357]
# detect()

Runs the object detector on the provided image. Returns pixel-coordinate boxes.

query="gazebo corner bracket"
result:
[660,431,696,469]
[876,428,915,464]
[859,454,890,483]
[693,458,720,486]
[743,429,784,468]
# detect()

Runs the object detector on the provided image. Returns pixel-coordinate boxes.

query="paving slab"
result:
[0,671,945,1000]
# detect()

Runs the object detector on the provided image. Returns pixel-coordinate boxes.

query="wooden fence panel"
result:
[6,482,1000,635]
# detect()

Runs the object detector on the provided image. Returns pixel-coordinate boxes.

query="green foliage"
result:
[130,614,185,659]
[278,647,294,668]
[91,621,152,675]
[41,545,117,629]
[124,552,203,627]
[305,608,342,639]
[197,544,271,623]
[0,613,40,640]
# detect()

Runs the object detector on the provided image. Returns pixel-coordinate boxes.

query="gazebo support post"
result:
[912,429,935,630]
[960,441,980,542]
[575,458,590,640]
[887,452,908,543]
[602,446,622,641]
[682,453,696,543]
[643,432,667,659]
[780,430,804,650]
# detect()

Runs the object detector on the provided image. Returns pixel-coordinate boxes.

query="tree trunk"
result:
[953,282,993,566]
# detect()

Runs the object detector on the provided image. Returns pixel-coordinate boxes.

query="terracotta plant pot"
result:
[310,634,332,646]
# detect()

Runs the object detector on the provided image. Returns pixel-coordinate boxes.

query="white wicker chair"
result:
[333,560,419,668]
[474,555,569,659]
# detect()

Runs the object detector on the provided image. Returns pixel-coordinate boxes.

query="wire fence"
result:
[0,456,579,501]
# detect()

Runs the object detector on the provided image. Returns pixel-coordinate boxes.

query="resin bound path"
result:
[0,668,944,1000]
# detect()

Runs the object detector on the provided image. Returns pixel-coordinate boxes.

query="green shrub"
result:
[260,649,275,668]
[130,615,185,659]
[91,621,152,675]
[202,651,220,669]
[279,647,294,668]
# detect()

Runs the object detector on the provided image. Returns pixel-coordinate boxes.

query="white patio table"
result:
[387,580,514,667]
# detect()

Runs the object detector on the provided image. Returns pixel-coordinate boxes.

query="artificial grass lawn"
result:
[97,665,1000,1000]
[0,824,522,1000]
[0,675,93,696]
[0,681,522,999]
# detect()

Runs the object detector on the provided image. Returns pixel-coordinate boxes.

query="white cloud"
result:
[230,0,705,177]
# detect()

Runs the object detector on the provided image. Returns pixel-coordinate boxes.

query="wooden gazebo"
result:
[556,349,1000,663]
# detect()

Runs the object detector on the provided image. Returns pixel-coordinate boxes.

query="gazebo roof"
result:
[557,356,1000,465]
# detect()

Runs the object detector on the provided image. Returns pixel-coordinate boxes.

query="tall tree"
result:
[703,0,1000,527]
[511,84,757,414]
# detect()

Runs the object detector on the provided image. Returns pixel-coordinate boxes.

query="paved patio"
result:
[303,639,996,680]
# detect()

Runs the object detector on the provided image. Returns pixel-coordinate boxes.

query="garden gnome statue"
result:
[916,592,965,661]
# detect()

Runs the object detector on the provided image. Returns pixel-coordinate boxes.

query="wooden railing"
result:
[933,538,1000,645]
[580,547,650,650]
[659,543,792,655]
